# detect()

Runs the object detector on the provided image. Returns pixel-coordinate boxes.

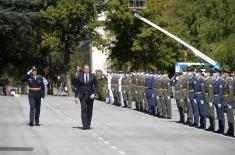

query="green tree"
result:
[41,0,99,96]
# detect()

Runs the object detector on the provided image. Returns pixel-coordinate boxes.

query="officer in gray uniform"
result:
[121,74,128,107]
[141,72,148,113]
[223,71,234,136]
[182,69,193,124]
[204,70,215,131]
[162,71,172,119]
[127,73,133,108]
[175,73,184,123]
[137,72,144,112]
[113,73,119,105]
[156,73,164,117]
[133,73,140,110]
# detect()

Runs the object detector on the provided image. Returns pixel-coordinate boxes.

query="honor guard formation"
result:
[106,68,235,136]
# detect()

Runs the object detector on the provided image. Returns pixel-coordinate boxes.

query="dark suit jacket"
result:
[75,73,98,99]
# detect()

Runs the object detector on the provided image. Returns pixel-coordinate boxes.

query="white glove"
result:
[228,105,232,109]
[156,96,159,99]
[218,104,221,108]
[180,99,183,102]
[167,96,170,99]
[209,102,213,107]
[187,99,190,102]
[200,100,204,104]
[194,99,197,104]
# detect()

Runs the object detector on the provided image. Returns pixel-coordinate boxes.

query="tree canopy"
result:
[105,0,235,72]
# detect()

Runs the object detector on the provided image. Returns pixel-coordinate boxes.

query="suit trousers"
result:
[80,94,94,129]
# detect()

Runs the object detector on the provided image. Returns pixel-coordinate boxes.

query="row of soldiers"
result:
[106,71,172,119]
[106,68,235,136]
[175,68,235,136]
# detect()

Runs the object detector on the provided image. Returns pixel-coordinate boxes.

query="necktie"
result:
[86,74,88,83]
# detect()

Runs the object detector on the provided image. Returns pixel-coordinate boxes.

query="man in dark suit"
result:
[75,64,98,130]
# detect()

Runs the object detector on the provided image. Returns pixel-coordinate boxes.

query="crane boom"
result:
[135,13,220,69]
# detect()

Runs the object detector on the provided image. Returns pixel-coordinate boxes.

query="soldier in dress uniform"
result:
[223,70,234,136]
[213,69,225,133]
[22,67,45,126]
[111,73,116,105]
[132,72,139,110]
[182,68,193,124]
[189,69,199,127]
[156,73,164,118]
[121,74,128,107]
[141,72,148,113]
[194,69,206,129]
[147,72,155,115]
[118,72,125,107]
[204,70,215,131]
[175,73,184,123]
[126,73,133,108]
[162,71,172,119]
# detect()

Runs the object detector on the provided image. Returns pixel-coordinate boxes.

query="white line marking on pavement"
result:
[111,146,117,149]
[92,133,97,137]
[103,141,110,145]
[118,151,126,155]
[98,137,103,140]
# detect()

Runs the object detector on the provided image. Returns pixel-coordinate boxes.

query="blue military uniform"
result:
[23,73,45,126]
[194,76,206,128]
[213,77,225,133]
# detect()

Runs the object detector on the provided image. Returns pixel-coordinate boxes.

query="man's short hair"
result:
[83,64,90,69]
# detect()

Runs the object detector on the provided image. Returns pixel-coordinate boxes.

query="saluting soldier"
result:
[223,70,234,136]
[213,69,225,133]
[22,67,45,126]
[162,71,172,119]
[204,70,215,131]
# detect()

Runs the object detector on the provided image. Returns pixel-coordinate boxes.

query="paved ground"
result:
[0,96,234,155]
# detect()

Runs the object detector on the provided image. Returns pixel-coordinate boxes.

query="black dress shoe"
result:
[197,125,205,129]
[189,123,198,127]
[185,121,193,125]
[28,123,34,126]
[83,127,91,130]
[35,123,40,126]
[215,129,224,134]
[225,129,234,136]
[206,126,215,131]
